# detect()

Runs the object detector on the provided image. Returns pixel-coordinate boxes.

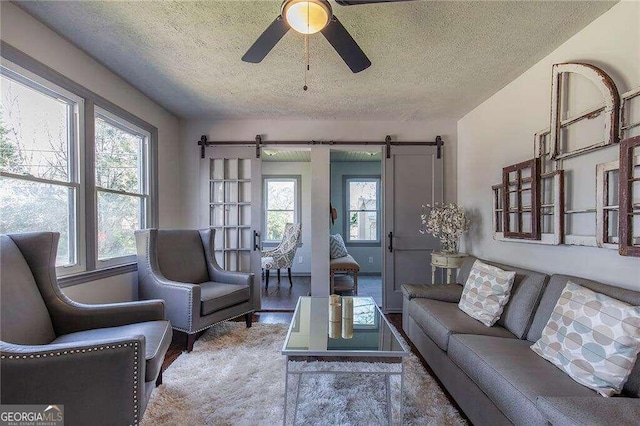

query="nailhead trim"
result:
[2,341,141,425]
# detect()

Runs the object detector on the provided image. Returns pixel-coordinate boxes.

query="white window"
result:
[0,64,85,273]
[95,108,149,266]
[346,177,380,243]
[0,56,156,279]
[263,176,299,242]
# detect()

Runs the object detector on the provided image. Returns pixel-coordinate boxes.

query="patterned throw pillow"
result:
[531,282,640,397]
[329,234,348,259]
[458,260,516,326]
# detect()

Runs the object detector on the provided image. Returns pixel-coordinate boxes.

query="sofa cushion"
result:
[528,274,640,398]
[448,334,596,425]
[200,281,250,315]
[531,282,640,396]
[330,255,360,271]
[458,260,516,326]
[536,396,640,426]
[408,299,515,351]
[456,256,549,339]
[53,320,172,382]
[329,234,349,259]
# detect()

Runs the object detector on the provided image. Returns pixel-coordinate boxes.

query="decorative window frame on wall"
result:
[619,135,640,257]
[502,158,541,240]
[620,87,640,139]
[493,170,563,245]
[549,63,620,161]
[595,160,621,250]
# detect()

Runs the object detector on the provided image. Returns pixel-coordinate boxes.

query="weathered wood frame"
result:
[493,170,563,245]
[620,87,640,139]
[502,158,541,240]
[619,135,640,256]
[549,63,620,160]
[595,160,621,250]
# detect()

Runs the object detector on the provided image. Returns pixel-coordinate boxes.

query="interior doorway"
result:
[259,148,311,310]
[329,148,383,306]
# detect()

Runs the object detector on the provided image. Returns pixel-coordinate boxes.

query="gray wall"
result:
[457,1,640,290]
[330,160,383,274]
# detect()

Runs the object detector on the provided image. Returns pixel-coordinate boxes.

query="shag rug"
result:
[142,322,466,425]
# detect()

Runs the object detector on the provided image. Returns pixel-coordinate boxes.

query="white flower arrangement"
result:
[420,203,469,254]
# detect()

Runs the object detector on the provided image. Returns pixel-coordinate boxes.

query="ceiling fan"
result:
[242,0,414,73]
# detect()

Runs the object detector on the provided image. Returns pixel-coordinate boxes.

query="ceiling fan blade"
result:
[335,0,416,5]
[321,16,371,73]
[242,16,289,63]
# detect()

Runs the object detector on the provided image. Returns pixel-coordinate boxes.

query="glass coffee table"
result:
[282,296,409,425]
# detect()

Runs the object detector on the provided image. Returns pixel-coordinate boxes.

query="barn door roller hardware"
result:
[197,134,444,159]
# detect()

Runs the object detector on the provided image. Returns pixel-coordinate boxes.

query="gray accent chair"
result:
[0,232,171,426]
[135,228,257,352]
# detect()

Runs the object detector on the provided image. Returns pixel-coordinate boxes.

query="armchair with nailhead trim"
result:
[135,228,257,352]
[0,232,171,425]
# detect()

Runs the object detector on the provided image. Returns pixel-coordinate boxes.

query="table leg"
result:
[400,361,405,425]
[283,358,289,426]
[293,373,302,426]
[386,373,392,425]
[431,265,436,284]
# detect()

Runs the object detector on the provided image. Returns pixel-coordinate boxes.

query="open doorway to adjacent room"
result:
[330,148,383,306]
[259,148,311,310]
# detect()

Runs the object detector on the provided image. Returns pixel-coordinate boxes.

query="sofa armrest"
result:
[1,336,146,425]
[401,283,463,302]
[536,396,640,426]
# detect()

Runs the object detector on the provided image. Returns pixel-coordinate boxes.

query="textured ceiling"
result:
[16,1,616,120]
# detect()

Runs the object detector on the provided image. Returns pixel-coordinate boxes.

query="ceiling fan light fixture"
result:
[283,0,332,35]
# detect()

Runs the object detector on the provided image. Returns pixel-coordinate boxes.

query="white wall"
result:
[457,1,640,290]
[262,161,312,274]
[1,3,183,301]
[181,119,458,228]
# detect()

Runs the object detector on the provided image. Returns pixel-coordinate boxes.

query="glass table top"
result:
[282,296,408,357]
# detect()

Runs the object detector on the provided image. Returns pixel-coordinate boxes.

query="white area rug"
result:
[142,322,466,425]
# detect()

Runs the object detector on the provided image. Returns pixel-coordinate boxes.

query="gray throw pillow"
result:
[329,234,348,259]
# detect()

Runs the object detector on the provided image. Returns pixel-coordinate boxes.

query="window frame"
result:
[94,106,151,268]
[0,60,86,275]
[1,43,159,286]
[344,176,381,244]
[502,158,541,240]
[262,175,301,245]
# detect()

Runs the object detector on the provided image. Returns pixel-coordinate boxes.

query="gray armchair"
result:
[135,228,257,352]
[0,232,171,426]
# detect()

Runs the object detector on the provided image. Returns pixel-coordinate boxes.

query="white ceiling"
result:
[16,1,616,121]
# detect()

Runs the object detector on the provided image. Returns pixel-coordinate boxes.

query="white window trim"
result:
[94,106,151,269]
[0,60,86,276]
[262,175,301,244]
[345,176,381,244]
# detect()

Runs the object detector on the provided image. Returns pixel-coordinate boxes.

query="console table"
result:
[431,252,468,284]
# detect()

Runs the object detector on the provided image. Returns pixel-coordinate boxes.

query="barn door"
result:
[383,146,443,312]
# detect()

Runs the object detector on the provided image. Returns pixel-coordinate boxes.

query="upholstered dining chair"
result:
[0,232,171,425]
[261,222,302,289]
[135,228,258,352]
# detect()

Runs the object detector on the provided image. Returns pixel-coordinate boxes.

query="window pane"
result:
[95,116,143,193]
[0,177,74,266]
[349,211,378,241]
[266,210,294,241]
[266,180,295,210]
[97,191,141,260]
[349,181,377,210]
[1,74,71,181]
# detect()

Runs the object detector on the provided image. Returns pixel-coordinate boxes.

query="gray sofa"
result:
[402,256,640,426]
